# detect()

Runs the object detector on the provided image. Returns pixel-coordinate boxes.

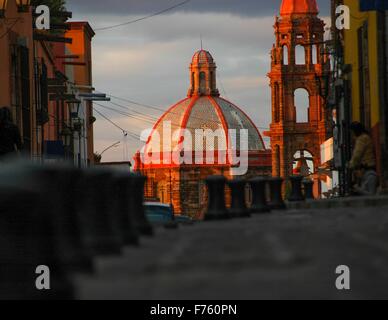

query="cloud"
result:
[66,0,330,17]
[67,1,332,162]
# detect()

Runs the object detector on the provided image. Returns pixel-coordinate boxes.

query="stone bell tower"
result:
[267,0,330,183]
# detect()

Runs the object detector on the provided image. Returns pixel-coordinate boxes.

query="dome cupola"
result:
[188,50,219,97]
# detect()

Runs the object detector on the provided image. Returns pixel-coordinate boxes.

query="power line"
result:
[94,102,157,125]
[108,101,159,122]
[93,107,140,140]
[94,0,191,31]
[103,92,270,131]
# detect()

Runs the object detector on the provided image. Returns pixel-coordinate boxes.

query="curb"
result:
[286,195,388,211]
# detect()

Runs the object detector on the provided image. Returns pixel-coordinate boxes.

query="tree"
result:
[31,0,66,13]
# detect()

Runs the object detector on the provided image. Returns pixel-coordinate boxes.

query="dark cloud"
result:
[66,0,330,17]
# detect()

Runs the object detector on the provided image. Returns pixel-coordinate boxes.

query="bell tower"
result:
[267,0,330,183]
[188,50,220,97]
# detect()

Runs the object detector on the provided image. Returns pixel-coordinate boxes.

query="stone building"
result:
[135,50,271,218]
[266,0,331,196]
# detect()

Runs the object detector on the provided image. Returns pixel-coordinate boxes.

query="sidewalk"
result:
[287,195,388,210]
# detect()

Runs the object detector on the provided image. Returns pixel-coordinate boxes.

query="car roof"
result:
[144,202,171,208]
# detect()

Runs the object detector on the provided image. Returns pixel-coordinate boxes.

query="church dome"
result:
[280,0,319,16]
[141,50,266,167]
[147,96,265,154]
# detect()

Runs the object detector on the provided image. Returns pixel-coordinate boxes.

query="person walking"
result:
[0,107,23,161]
[348,122,378,196]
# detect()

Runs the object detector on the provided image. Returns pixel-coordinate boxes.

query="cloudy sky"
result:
[66,0,330,162]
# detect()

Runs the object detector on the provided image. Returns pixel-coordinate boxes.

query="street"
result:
[75,204,388,300]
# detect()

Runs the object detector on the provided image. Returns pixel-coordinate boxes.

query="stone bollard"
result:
[249,177,271,214]
[34,166,94,275]
[130,174,154,236]
[268,177,286,210]
[228,179,250,218]
[79,170,123,256]
[303,179,315,200]
[0,187,74,300]
[288,175,305,202]
[114,173,140,246]
[204,176,230,221]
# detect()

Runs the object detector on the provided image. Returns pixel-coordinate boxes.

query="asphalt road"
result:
[75,206,388,300]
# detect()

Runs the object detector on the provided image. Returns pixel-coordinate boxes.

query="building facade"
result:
[331,0,388,192]
[135,50,272,218]
[0,0,95,166]
[266,0,331,196]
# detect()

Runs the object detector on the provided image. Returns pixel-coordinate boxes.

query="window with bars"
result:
[35,59,49,126]
[358,22,371,130]
[10,45,31,154]
[20,46,31,154]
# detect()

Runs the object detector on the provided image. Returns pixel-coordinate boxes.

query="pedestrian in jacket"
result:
[348,122,378,195]
[0,107,23,161]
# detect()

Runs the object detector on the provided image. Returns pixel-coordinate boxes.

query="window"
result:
[192,72,195,89]
[275,145,281,177]
[294,88,310,123]
[312,45,318,65]
[199,72,206,92]
[283,46,289,65]
[295,45,306,65]
[274,83,280,122]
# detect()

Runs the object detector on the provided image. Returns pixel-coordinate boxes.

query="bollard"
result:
[114,173,141,246]
[288,175,305,202]
[79,170,123,256]
[0,187,74,300]
[204,176,230,221]
[228,179,250,218]
[303,179,315,200]
[34,166,94,274]
[268,177,286,210]
[130,174,154,236]
[249,177,271,214]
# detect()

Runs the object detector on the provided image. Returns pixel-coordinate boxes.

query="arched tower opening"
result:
[294,88,310,123]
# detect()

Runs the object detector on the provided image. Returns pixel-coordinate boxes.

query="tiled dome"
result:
[146,96,265,154]
[280,0,319,16]
[191,50,214,65]
[142,50,266,166]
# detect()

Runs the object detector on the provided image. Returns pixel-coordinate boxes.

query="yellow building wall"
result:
[343,0,380,128]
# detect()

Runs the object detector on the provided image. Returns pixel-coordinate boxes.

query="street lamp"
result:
[60,127,73,159]
[315,72,331,100]
[0,0,8,18]
[15,0,31,12]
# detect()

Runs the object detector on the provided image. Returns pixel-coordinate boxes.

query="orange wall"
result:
[0,1,36,154]
[66,22,95,164]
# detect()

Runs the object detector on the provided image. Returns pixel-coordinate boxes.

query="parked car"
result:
[144,202,177,228]
[174,215,195,225]
[144,202,195,227]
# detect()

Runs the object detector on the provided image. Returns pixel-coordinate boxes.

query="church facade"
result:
[266,0,331,196]
[135,50,271,218]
